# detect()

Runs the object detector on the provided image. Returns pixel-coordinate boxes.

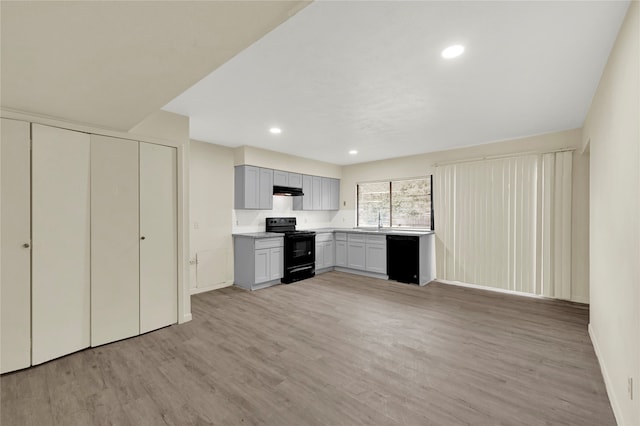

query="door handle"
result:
[22,243,30,248]
[141,236,146,240]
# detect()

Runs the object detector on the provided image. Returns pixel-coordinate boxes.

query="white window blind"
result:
[434,151,572,299]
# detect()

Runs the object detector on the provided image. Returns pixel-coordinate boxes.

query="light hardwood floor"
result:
[1,271,614,425]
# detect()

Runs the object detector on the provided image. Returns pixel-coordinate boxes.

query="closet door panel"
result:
[139,142,177,333]
[1,119,31,373]
[90,135,140,346]
[32,124,90,365]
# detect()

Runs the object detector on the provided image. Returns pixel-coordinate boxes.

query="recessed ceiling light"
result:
[441,44,464,59]
[269,127,282,134]
[349,150,358,155]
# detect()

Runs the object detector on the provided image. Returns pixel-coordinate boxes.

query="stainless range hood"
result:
[273,185,304,196]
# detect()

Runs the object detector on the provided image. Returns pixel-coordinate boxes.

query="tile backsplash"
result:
[232,196,355,233]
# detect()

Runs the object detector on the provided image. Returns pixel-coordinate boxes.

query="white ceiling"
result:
[163,0,630,165]
[1,1,309,131]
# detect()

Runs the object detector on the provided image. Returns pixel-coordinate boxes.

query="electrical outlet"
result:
[629,377,633,400]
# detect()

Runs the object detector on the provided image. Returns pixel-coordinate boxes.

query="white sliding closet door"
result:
[139,142,177,333]
[1,119,32,373]
[91,135,140,346]
[32,124,90,365]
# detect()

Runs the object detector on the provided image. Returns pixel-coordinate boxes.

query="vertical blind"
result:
[434,151,573,299]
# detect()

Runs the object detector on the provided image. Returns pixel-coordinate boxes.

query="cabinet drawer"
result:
[255,238,283,250]
[335,232,347,241]
[347,233,366,243]
[365,234,386,244]
[316,233,333,242]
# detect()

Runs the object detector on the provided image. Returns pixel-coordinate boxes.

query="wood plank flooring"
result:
[1,272,614,425]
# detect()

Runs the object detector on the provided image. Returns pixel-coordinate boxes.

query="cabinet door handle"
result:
[23,243,30,248]
[141,236,146,240]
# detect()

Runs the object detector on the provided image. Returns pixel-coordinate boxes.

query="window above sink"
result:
[356,176,433,231]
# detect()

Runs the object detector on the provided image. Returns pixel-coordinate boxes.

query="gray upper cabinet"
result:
[273,170,288,186]
[293,175,340,211]
[236,164,338,212]
[235,165,273,210]
[288,172,302,189]
[259,168,273,210]
[330,178,340,210]
[321,177,340,210]
[293,175,313,211]
[312,176,322,210]
[321,178,331,210]
[274,170,303,189]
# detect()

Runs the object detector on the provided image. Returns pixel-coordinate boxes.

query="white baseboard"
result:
[333,267,388,281]
[589,323,625,426]
[189,281,233,295]
[180,313,192,323]
[436,279,549,299]
[571,294,590,304]
[436,279,589,305]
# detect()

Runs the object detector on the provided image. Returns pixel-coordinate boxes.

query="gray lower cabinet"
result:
[233,236,283,290]
[322,242,334,269]
[342,233,387,275]
[255,246,282,283]
[335,233,347,267]
[315,233,334,271]
[347,234,366,270]
[235,165,273,210]
[364,235,387,274]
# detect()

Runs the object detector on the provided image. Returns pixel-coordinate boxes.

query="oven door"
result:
[285,234,315,268]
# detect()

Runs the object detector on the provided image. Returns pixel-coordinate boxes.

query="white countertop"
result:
[233,228,434,239]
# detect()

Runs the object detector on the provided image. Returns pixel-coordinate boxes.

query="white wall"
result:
[233,196,339,233]
[189,141,344,291]
[341,128,590,303]
[582,2,639,424]
[189,140,235,293]
[235,145,342,178]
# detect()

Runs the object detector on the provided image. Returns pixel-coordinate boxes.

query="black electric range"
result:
[266,217,316,283]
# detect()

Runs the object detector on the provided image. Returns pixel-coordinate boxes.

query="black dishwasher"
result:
[386,235,419,284]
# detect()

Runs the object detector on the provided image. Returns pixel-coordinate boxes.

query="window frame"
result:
[356,175,434,230]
